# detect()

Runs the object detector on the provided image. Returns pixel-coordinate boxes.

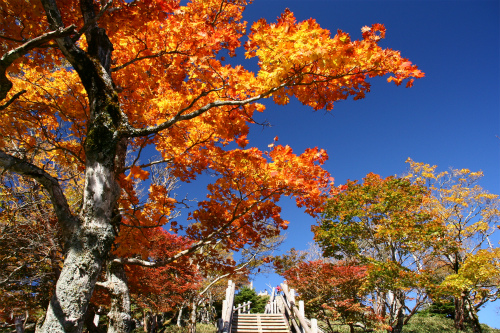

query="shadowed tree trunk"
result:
[454,292,466,331]
[389,290,406,333]
[15,313,27,333]
[106,261,133,333]
[84,304,104,333]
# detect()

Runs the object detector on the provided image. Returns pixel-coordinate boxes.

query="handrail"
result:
[305,318,325,333]
[280,283,314,333]
[218,280,235,333]
[233,301,252,314]
[269,287,276,303]
[222,281,319,333]
[278,294,301,333]
[264,287,276,314]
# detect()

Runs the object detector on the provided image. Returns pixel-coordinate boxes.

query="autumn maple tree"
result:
[405,159,500,333]
[313,173,439,333]
[283,260,386,333]
[122,229,201,332]
[0,0,423,332]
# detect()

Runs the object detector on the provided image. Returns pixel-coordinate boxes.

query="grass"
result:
[310,315,500,333]
[131,323,217,333]
[403,315,500,333]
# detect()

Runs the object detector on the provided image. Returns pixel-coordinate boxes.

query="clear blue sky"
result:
[235,0,500,327]
[180,0,500,327]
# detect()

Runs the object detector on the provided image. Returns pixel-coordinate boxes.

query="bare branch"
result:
[115,187,282,269]
[95,281,110,289]
[198,252,257,299]
[114,237,217,268]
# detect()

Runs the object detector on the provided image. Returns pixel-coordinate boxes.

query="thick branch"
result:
[74,0,113,43]
[0,26,76,101]
[115,189,278,268]
[0,89,26,110]
[0,150,79,237]
[40,0,115,95]
[120,84,285,138]
[119,66,366,140]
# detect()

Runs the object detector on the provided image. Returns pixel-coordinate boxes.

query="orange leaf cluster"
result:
[0,0,424,317]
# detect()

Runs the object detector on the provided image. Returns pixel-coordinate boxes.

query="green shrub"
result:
[417,301,455,318]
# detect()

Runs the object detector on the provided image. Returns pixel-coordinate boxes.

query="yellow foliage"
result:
[406,158,500,304]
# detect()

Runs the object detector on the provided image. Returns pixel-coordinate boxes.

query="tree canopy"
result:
[313,172,438,333]
[406,159,500,332]
[0,0,422,332]
[309,165,500,333]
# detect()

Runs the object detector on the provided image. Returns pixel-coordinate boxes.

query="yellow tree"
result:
[313,173,439,333]
[0,1,423,332]
[406,159,500,332]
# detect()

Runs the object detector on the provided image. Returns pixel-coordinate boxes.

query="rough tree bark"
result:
[143,311,150,333]
[15,314,26,333]
[454,294,468,331]
[374,290,386,318]
[465,298,482,333]
[454,291,482,333]
[105,261,133,333]
[35,1,122,332]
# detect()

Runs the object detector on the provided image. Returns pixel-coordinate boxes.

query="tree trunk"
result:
[468,311,482,333]
[465,297,482,333]
[143,311,150,333]
[39,223,116,333]
[15,314,25,333]
[84,304,104,333]
[39,110,124,333]
[454,293,466,331]
[17,1,123,332]
[151,315,158,333]
[189,300,198,333]
[107,261,133,333]
[177,304,184,327]
[389,290,405,333]
[374,290,386,318]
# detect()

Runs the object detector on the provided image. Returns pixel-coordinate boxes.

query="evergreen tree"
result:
[233,287,269,314]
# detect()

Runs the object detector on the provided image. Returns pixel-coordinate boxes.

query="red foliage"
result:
[284,260,386,331]
[117,228,201,312]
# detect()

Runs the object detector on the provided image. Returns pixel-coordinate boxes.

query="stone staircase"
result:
[231,313,290,333]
